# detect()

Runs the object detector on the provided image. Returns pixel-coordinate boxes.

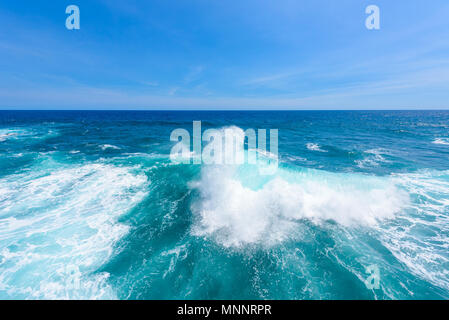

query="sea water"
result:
[0,110,448,299]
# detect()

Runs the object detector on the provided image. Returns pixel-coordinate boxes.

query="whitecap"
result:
[306,143,327,152]
[432,138,449,145]
[0,130,20,142]
[100,144,121,151]
[356,148,390,168]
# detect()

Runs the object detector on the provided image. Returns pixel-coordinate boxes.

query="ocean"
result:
[0,110,448,299]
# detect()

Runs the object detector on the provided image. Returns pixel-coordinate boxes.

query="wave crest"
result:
[191,165,408,247]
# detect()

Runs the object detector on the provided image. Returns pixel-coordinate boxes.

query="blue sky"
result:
[0,0,449,109]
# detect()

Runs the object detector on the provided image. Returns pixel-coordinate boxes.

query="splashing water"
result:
[0,110,448,299]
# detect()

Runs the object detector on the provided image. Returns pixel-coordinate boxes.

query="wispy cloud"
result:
[168,87,180,96]
[141,81,159,87]
[183,66,205,84]
[242,72,296,86]
[1,1,449,109]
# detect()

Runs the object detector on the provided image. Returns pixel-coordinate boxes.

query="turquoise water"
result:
[0,110,448,299]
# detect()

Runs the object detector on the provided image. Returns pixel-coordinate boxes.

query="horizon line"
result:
[1,108,449,112]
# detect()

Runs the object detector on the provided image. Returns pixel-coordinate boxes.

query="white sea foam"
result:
[0,133,17,142]
[0,162,148,299]
[0,128,58,142]
[378,170,449,290]
[306,143,327,152]
[100,144,121,151]
[356,148,390,168]
[191,163,408,247]
[0,129,21,142]
[191,128,406,247]
[432,138,449,145]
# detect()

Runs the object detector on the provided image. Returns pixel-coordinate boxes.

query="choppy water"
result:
[0,110,448,299]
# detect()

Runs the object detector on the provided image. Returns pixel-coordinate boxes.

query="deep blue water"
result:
[0,110,448,299]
